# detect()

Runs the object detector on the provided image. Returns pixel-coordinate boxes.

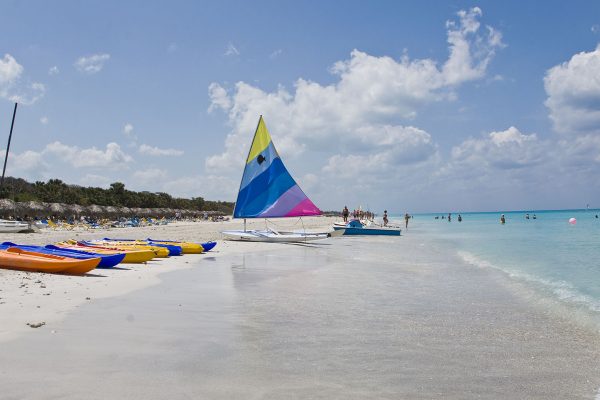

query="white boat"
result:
[222,116,333,242]
[0,219,31,233]
[222,228,330,242]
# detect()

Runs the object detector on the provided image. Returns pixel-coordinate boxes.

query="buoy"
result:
[569,217,577,225]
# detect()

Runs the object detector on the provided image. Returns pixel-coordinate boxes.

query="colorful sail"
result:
[233,116,322,219]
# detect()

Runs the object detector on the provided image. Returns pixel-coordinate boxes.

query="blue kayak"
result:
[201,241,217,252]
[0,242,125,269]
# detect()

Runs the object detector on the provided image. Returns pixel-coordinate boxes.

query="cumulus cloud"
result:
[544,45,600,134]
[206,7,502,174]
[0,54,45,104]
[74,53,111,74]
[48,66,59,75]
[44,141,132,168]
[0,54,23,84]
[138,144,184,156]
[40,116,49,125]
[448,126,544,173]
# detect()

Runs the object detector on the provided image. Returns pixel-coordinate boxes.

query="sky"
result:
[1,0,599,213]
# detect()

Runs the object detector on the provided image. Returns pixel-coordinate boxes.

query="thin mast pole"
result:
[1,103,18,191]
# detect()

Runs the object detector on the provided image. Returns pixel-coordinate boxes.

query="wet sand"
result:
[0,227,599,399]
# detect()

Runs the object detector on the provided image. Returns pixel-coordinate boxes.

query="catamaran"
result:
[222,116,333,242]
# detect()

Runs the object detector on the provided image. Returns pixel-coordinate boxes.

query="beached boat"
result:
[147,238,217,253]
[59,241,156,263]
[221,116,331,243]
[81,240,171,257]
[333,219,401,236]
[0,247,100,274]
[0,242,125,268]
[0,219,30,233]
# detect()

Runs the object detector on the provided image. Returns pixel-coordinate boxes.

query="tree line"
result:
[0,177,234,214]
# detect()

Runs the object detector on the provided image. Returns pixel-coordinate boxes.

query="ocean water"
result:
[394,209,600,321]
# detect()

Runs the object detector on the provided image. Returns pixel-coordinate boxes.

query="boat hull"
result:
[222,230,330,242]
[333,226,401,236]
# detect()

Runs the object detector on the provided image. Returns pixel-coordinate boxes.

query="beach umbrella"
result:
[68,203,86,216]
[17,200,47,218]
[48,202,68,216]
[86,204,104,216]
[0,198,17,218]
[103,206,119,217]
[119,206,133,216]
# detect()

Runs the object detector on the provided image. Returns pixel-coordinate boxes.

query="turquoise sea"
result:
[392,209,600,322]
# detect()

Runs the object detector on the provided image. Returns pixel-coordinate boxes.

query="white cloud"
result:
[48,66,59,75]
[224,43,239,56]
[74,53,111,74]
[443,7,505,85]
[0,54,23,84]
[40,116,49,125]
[44,141,132,168]
[448,126,544,172]
[0,54,45,104]
[544,45,600,134]
[138,144,184,156]
[123,123,135,137]
[206,7,502,173]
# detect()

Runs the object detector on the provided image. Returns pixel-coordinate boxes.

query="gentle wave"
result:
[458,250,600,314]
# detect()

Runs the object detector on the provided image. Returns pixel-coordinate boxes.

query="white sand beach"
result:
[0,217,336,343]
[0,218,599,399]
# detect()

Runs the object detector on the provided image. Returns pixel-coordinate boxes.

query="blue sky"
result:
[1,1,600,213]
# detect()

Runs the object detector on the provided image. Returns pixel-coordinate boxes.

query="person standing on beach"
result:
[383,210,389,226]
[342,206,349,223]
[458,214,462,222]
[448,213,451,222]
[404,213,410,229]
[500,214,506,224]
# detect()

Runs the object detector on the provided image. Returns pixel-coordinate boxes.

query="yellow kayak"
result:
[145,240,204,254]
[57,242,156,263]
[88,241,170,258]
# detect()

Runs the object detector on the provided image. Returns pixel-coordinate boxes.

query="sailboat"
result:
[221,116,333,242]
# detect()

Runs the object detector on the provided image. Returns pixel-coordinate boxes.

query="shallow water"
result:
[1,236,599,399]
[400,209,600,321]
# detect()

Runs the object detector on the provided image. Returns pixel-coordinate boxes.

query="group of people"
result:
[435,213,462,222]
[341,207,374,222]
[342,207,411,228]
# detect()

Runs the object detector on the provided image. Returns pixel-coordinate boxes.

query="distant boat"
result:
[333,219,401,236]
[222,116,331,242]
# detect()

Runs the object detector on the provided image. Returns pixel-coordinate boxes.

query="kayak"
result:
[145,238,205,254]
[57,241,156,263]
[81,240,170,258]
[102,238,183,256]
[0,248,100,274]
[0,242,124,269]
[146,238,216,252]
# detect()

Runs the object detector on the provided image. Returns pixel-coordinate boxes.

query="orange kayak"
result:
[0,248,100,274]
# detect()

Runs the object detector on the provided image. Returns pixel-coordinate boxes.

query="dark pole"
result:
[0,102,18,191]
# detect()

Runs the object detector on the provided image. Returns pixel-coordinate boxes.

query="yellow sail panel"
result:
[246,117,272,164]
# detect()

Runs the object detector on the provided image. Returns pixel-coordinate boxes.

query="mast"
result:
[1,103,18,191]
